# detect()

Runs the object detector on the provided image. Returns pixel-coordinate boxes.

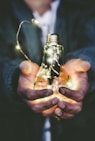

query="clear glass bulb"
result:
[33,33,64,89]
[33,33,77,104]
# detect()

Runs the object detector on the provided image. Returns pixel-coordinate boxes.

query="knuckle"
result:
[76,94,84,102]
[78,104,82,112]
[62,113,74,119]
[32,105,40,113]
[76,107,82,113]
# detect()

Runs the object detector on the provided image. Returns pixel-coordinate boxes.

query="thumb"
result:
[75,59,91,72]
[19,60,39,75]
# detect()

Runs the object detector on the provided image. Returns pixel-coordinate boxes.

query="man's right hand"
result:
[17,60,58,114]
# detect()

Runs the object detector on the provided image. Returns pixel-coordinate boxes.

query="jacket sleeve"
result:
[0,30,27,110]
[64,8,95,105]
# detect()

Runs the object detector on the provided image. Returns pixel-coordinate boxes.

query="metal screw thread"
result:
[47,34,59,44]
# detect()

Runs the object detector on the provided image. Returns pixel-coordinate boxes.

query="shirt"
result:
[33,1,60,141]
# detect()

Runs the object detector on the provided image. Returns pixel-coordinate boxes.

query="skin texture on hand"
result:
[53,58,91,119]
[17,59,91,120]
[17,60,59,114]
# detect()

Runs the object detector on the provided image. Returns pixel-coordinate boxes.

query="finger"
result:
[54,108,63,117]
[20,88,53,100]
[55,108,75,119]
[74,59,91,72]
[25,98,58,113]
[63,59,91,74]
[61,112,74,119]
[58,101,82,114]
[19,60,39,75]
[59,87,84,102]
[42,105,57,116]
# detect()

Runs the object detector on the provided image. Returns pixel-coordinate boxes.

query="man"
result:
[0,0,95,141]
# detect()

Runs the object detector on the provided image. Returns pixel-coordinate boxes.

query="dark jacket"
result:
[0,0,95,141]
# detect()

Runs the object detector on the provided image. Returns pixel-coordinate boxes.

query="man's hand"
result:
[53,58,91,119]
[17,60,59,114]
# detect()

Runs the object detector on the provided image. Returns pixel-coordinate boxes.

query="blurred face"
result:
[24,0,53,15]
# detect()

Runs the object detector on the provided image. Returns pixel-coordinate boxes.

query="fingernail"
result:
[52,98,58,105]
[46,89,53,96]
[55,108,62,116]
[58,102,65,109]
[59,87,65,94]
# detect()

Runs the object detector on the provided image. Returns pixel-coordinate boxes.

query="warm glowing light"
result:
[15,19,42,61]
[47,58,54,64]
[31,19,39,26]
[15,43,31,61]
[15,21,78,105]
[46,48,54,54]
[15,44,21,50]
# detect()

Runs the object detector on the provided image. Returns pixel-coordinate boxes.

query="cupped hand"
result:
[17,60,59,114]
[53,58,91,119]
